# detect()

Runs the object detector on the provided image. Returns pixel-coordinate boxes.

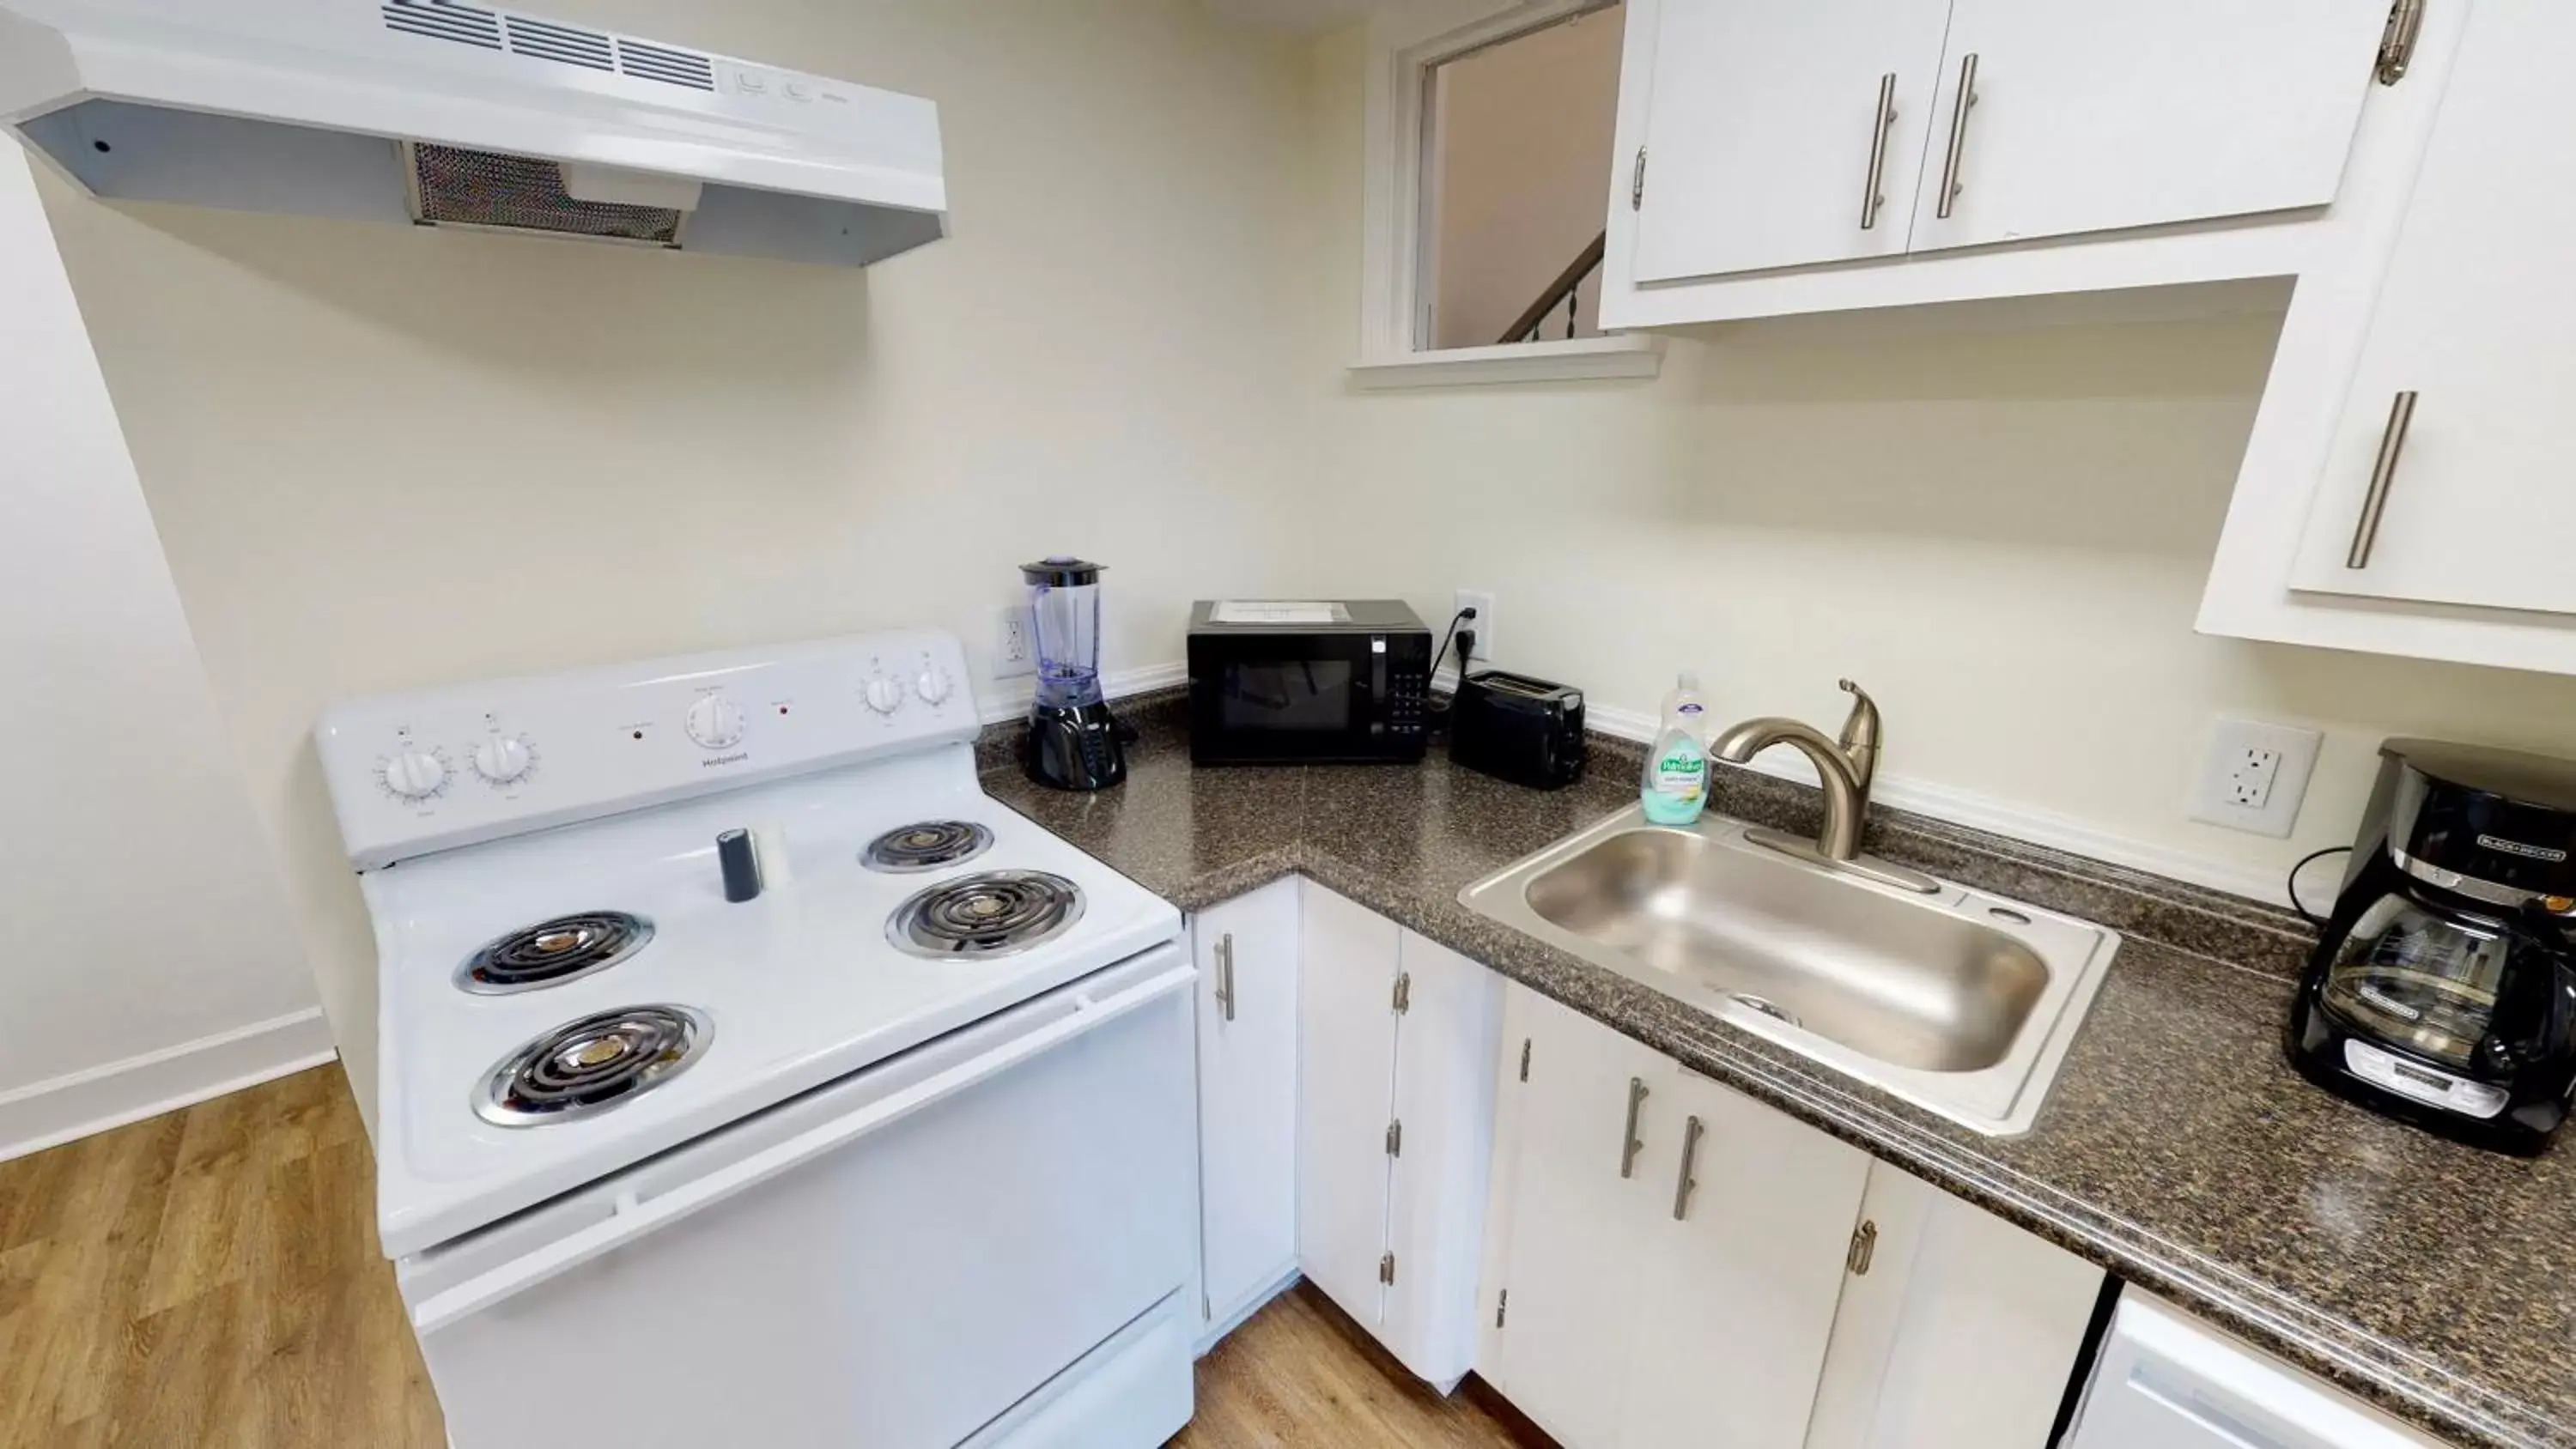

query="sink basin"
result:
[1462,809,2119,1134]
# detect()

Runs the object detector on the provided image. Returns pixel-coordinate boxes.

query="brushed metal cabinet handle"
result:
[1670,1114,1705,1221]
[1215,933,1236,1022]
[1619,1076,1649,1178]
[1859,72,1898,231]
[1847,1219,1879,1275]
[2346,390,2419,569]
[1935,52,1979,220]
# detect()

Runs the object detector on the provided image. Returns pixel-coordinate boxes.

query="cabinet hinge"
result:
[1385,1119,1403,1157]
[1379,1251,1397,1286]
[1201,1290,1212,1320]
[1517,1036,1532,1082]
[1846,1219,1879,1276]
[1391,972,1412,1014]
[1495,1288,1509,1329]
[1630,146,1647,210]
[2375,0,2425,85]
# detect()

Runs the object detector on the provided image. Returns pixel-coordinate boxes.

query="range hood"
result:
[0,0,946,267]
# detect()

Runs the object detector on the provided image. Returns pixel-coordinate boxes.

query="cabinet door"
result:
[1631,0,1953,282]
[1380,931,1502,1390]
[1616,1066,1873,1449]
[1486,987,1669,1449]
[1296,883,1402,1328]
[1810,1163,2105,1449]
[1908,0,2386,254]
[2289,3,2576,616]
[1192,877,1302,1331]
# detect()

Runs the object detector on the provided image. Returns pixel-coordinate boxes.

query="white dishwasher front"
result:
[2066,1294,2441,1449]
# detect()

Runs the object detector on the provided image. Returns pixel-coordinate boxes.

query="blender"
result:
[1021,557,1127,791]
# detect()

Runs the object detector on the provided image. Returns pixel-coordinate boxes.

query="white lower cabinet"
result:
[1807,1165,2106,1449]
[1479,985,1671,1447]
[1479,981,2105,1449]
[1188,877,1303,1343]
[1296,883,1501,1390]
[1618,1065,1875,1449]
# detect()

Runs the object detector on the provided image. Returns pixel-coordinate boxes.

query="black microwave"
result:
[1187,600,1432,765]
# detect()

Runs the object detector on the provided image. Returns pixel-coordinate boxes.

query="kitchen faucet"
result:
[1710,680,1939,894]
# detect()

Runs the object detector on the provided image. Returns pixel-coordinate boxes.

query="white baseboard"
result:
[1587,703,2288,908]
[975,662,1188,727]
[0,1007,339,1163]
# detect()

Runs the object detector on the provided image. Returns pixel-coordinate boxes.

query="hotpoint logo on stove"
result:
[701,752,750,769]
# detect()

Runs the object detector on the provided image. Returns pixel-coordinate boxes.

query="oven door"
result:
[1190,632,1403,763]
[398,947,1197,1449]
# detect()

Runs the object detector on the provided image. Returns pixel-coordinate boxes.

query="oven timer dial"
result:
[471,734,535,785]
[380,747,451,802]
[685,695,747,749]
[863,672,906,715]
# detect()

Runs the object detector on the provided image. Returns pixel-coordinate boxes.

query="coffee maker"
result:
[2287,738,2576,1155]
[1021,557,1127,791]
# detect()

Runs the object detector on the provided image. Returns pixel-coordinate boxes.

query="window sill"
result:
[1346,334,1664,390]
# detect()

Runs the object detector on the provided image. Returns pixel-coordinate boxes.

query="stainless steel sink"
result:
[1461,808,2119,1134]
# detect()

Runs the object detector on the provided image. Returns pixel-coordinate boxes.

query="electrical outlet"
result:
[993,605,1035,679]
[2189,718,2322,838]
[1453,590,1496,666]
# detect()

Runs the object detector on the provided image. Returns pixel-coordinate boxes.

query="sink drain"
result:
[1730,993,1801,1028]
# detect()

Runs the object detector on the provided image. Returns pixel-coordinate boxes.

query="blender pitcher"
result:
[1019,558,1127,791]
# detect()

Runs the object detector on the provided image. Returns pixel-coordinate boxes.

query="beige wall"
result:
[1,140,323,1155]
[1302,27,2576,898]
[1428,4,1624,349]
[42,0,1315,1127]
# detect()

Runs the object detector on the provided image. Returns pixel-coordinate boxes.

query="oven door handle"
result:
[408,961,1197,1335]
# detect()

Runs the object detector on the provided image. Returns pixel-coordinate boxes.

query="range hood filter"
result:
[404,142,682,246]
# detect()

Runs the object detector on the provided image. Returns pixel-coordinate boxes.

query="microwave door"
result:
[1197,634,1387,763]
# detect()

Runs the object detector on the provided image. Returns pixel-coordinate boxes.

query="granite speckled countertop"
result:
[983,706,2576,1449]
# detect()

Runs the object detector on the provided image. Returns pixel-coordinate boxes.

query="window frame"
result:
[1349,0,1662,389]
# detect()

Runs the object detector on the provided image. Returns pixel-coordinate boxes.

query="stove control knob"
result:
[381,748,448,801]
[471,734,534,785]
[864,673,906,715]
[685,695,746,749]
[915,665,953,706]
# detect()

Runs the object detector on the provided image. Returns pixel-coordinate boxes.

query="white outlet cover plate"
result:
[993,604,1036,680]
[1454,590,1495,664]
[2189,717,2323,838]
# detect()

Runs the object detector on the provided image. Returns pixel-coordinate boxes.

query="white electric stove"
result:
[316,630,1196,1449]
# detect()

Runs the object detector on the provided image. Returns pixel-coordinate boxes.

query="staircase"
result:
[1496,229,1607,344]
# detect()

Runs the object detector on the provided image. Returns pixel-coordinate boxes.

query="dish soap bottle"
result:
[1641,672,1710,825]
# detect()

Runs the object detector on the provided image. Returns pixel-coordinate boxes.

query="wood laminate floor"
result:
[0,1067,1539,1449]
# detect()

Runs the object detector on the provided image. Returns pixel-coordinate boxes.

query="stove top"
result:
[861,820,993,874]
[456,911,656,995]
[887,870,1084,959]
[474,1003,713,1126]
[357,745,1182,1257]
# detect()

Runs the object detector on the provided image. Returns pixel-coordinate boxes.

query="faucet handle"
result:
[1836,679,1880,790]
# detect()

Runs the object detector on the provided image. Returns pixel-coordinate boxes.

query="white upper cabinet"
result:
[2285,1,2576,617]
[1906,0,2388,254]
[1601,0,2415,330]
[1630,0,1952,281]
[2199,0,2576,673]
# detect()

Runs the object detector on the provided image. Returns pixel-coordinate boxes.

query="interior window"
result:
[1419,3,1625,351]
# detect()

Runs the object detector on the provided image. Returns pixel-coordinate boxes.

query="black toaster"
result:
[1449,670,1587,789]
